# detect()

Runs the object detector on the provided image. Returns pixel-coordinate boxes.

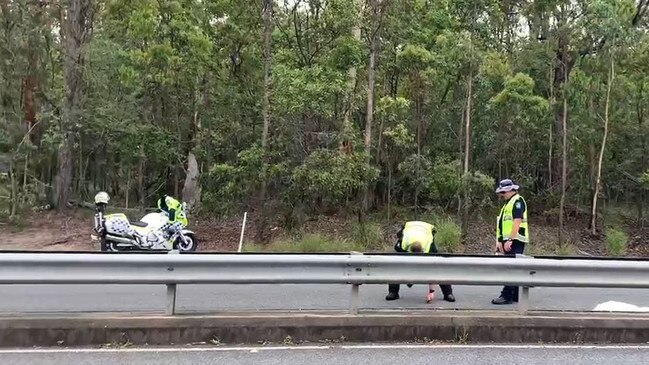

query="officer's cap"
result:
[495,179,519,193]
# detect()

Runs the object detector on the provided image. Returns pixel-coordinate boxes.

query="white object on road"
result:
[238,211,248,252]
[593,300,649,312]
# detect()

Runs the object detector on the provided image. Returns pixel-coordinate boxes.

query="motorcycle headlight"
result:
[95,192,110,205]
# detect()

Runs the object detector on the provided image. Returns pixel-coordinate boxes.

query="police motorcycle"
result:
[91,192,198,252]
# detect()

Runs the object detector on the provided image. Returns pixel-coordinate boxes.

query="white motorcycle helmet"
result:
[95,192,110,205]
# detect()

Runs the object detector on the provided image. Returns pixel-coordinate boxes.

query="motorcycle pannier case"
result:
[104,214,135,236]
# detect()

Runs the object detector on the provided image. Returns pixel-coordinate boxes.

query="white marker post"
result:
[237,211,248,252]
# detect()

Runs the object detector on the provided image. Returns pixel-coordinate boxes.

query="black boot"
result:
[439,285,455,302]
[491,296,513,305]
[444,294,456,302]
[494,286,516,305]
[385,292,400,301]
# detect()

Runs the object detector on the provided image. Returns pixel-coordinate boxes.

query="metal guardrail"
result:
[1,251,649,315]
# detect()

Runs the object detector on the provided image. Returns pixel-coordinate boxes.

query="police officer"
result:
[157,195,188,235]
[385,221,456,302]
[492,179,529,305]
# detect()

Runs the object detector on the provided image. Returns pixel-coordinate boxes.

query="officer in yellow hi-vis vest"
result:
[157,194,188,238]
[492,179,529,305]
[385,221,456,303]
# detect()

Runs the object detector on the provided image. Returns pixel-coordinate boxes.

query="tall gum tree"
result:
[55,0,97,209]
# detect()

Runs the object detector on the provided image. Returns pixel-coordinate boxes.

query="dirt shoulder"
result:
[1,208,648,257]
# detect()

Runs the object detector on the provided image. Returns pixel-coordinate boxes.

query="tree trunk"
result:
[23,50,38,144]
[548,124,553,186]
[182,152,200,208]
[462,70,473,237]
[590,56,614,235]
[551,13,575,189]
[55,135,74,208]
[182,79,205,210]
[125,169,131,209]
[363,1,379,212]
[55,0,94,209]
[548,64,554,187]
[343,0,361,135]
[138,159,145,207]
[362,0,385,213]
[174,165,180,197]
[76,138,84,194]
[174,107,182,198]
[588,88,597,225]
[21,151,29,207]
[0,0,13,124]
[588,143,596,201]
[261,0,272,151]
[9,159,17,218]
[414,76,421,216]
[257,0,273,243]
[387,163,392,223]
[638,81,646,226]
[377,116,385,165]
[558,73,568,245]
[22,0,43,144]
[458,95,465,166]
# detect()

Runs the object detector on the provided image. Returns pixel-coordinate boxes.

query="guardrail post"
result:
[516,254,532,315]
[518,286,530,315]
[166,284,177,315]
[348,251,363,315]
[166,249,179,315]
[350,284,360,315]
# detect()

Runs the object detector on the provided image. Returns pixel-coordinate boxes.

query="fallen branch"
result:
[577,248,594,257]
[42,239,70,247]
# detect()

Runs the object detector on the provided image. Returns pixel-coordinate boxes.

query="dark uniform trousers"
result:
[388,240,454,297]
[500,240,526,301]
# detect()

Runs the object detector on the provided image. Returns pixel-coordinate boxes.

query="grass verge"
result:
[243,233,384,253]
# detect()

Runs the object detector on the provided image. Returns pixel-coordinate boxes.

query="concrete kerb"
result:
[1,310,649,347]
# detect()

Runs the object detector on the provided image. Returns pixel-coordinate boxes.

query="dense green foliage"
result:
[1,0,649,242]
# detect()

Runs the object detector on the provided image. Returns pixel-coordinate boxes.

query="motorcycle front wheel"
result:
[174,233,197,252]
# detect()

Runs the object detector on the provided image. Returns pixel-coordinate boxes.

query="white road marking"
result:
[1,343,649,355]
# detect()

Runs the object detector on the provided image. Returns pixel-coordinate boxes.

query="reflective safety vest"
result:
[157,196,187,226]
[496,194,529,243]
[400,221,434,253]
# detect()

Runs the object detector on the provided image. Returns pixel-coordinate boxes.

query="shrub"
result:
[434,218,463,253]
[350,221,385,251]
[605,228,628,256]
[526,242,552,256]
[555,242,576,256]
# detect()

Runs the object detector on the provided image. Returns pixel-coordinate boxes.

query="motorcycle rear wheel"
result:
[100,239,121,252]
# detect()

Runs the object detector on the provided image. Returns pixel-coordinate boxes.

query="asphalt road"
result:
[2,344,649,365]
[1,284,649,313]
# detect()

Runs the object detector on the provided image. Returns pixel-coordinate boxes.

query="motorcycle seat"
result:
[131,221,148,228]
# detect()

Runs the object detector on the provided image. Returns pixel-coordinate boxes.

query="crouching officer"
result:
[385,221,456,302]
